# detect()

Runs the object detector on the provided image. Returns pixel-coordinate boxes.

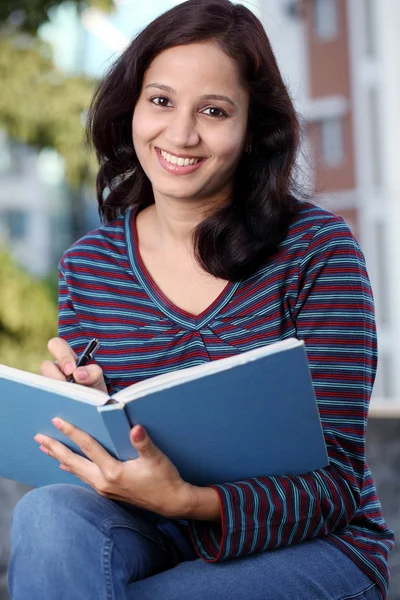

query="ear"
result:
[245,133,253,154]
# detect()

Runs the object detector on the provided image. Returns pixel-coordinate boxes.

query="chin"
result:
[154,184,205,201]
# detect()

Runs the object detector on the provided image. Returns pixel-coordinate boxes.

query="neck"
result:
[152,201,202,250]
[148,192,230,252]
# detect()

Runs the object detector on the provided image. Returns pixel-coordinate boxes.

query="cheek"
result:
[213,129,246,165]
[132,105,157,146]
[132,110,146,146]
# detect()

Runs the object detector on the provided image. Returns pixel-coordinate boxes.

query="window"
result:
[0,137,26,176]
[376,355,393,399]
[4,210,28,241]
[319,117,344,167]
[0,130,11,173]
[368,87,382,188]
[364,0,377,58]
[375,221,390,327]
[313,0,338,41]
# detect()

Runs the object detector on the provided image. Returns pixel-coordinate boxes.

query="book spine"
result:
[98,404,139,461]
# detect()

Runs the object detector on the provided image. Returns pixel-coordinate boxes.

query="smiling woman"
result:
[87,0,301,282]
[132,42,250,210]
[7,0,394,599]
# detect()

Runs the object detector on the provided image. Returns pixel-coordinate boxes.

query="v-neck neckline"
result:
[124,207,241,331]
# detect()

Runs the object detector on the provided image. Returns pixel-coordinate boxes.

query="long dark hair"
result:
[87,0,303,281]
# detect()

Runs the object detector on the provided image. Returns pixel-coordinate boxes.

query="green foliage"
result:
[0,250,58,373]
[0,0,114,33]
[0,1,111,371]
[0,0,116,185]
[0,33,98,185]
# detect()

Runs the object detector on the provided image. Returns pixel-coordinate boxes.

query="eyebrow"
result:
[145,83,236,107]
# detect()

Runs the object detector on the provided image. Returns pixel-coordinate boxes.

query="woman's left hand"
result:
[34,419,196,519]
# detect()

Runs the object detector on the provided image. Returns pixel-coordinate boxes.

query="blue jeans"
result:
[8,484,382,600]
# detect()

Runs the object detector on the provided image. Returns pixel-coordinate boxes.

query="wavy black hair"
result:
[86,0,303,281]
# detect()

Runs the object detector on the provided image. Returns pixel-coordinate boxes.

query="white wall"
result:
[259,0,309,113]
[347,0,400,398]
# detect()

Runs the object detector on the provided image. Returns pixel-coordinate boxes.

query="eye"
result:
[202,107,228,118]
[150,96,173,107]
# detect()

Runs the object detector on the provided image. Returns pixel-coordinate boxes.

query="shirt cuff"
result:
[188,484,258,561]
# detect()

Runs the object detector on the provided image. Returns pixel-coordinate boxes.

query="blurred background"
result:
[0,0,399,597]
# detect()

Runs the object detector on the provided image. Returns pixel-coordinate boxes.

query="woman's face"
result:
[132,41,250,208]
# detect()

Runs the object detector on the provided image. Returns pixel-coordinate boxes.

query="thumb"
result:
[74,365,107,393]
[130,425,160,459]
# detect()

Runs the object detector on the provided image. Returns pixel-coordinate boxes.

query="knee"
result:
[9,485,107,596]
[11,484,95,552]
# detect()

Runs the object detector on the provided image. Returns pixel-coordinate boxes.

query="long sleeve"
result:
[58,260,115,395]
[188,218,377,561]
[58,261,85,347]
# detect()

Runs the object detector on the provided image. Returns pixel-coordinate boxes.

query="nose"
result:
[165,108,200,149]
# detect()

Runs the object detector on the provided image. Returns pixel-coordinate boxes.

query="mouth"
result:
[155,147,207,175]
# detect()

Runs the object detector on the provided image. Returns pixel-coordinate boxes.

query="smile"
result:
[155,148,207,175]
[160,149,201,166]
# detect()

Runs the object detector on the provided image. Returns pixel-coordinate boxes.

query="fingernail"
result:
[133,425,146,442]
[59,464,68,471]
[51,417,64,430]
[39,445,49,455]
[75,367,88,381]
[34,434,44,444]
[64,362,74,375]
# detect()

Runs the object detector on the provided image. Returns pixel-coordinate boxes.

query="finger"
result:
[130,425,163,461]
[39,360,66,381]
[47,337,78,377]
[35,435,99,490]
[72,365,108,393]
[34,433,96,474]
[49,418,121,479]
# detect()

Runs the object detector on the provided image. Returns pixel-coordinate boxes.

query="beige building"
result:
[260,0,400,401]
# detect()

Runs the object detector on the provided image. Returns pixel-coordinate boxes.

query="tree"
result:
[0,0,114,185]
[0,33,98,185]
[0,0,114,33]
[0,0,116,238]
[0,250,58,372]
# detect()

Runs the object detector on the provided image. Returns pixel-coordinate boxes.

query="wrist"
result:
[178,483,221,522]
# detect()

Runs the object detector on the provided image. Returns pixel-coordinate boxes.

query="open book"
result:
[0,338,328,488]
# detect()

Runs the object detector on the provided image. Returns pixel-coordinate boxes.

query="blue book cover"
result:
[0,338,328,488]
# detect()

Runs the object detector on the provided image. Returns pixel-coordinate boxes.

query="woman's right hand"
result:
[39,337,108,394]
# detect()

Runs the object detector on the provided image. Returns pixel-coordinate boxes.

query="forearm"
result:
[187,485,221,522]
[189,461,361,561]
[168,484,221,522]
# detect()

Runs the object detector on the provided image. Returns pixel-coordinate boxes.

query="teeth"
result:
[160,150,201,166]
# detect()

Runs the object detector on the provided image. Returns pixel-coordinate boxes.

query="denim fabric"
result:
[8,484,383,600]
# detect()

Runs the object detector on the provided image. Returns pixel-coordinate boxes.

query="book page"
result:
[114,338,302,404]
[0,364,108,406]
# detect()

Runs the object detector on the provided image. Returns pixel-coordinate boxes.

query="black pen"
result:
[67,338,100,383]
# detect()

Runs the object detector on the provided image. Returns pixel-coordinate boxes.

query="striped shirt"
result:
[58,201,394,597]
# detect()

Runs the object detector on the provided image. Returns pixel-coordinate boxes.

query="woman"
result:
[8,1,394,598]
